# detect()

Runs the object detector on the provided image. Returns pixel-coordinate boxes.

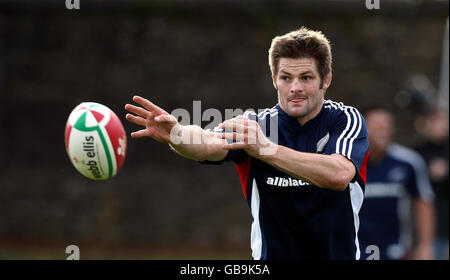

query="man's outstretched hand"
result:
[125,96,180,143]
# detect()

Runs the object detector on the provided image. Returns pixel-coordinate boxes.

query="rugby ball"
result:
[65,102,127,180]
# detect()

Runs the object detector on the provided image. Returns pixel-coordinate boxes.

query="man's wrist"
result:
[168,124,185,146]
[257,142,280,162]
[417,241,434,247]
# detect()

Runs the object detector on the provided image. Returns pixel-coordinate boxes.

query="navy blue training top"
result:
[202,99,370,260]
[358,143,434,260]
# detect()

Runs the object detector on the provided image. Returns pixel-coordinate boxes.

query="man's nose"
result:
[290,79,303,93]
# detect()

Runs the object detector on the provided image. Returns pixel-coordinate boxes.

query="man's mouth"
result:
[289,97,306,103]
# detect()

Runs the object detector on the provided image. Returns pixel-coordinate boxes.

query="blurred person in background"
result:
[416,109,449,260]
[359,107,435,260]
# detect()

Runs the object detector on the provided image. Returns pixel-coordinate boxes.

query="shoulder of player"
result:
[322,99,364,123]
[388,143,428,170]
[323,99,361,114]
[388,143,435,200]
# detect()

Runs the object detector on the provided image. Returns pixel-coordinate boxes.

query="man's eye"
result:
[302,76,312,80]
[281,76,290,81]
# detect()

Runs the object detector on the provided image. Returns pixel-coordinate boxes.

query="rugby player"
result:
[359,107,435,260]
[125,27,369,260]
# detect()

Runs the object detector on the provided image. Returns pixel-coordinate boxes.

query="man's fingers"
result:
[220,121,247,133]
[222,142,246,150]
[220,132,245,142]
[126,114,147,127]
[155,114,177,124]
[125,104,151,119]
[131,129,151,138]
[133,95,168,114]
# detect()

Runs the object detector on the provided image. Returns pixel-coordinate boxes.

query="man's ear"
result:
[321,73,332,91]
[272,74,278,90]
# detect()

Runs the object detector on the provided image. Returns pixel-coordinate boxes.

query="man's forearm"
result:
[413,199,435,246]
[260,144,355,191]
[168,125,227,162]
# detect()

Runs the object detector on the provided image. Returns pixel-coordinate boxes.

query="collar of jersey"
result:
[275,102,325,132]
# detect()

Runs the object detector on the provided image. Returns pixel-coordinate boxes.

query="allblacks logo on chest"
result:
[266,176,311,187]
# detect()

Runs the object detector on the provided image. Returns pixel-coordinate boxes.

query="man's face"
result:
[426,111,449,143]
[273,57,331,125]
[365,110,394,154]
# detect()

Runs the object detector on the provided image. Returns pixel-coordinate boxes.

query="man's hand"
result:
[219,115,277,158]
[413,243,434,260]
[125,96,180,143]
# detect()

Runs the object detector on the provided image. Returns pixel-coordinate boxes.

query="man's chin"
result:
[286,106,305,118]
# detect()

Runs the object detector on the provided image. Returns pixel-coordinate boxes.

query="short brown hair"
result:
[268,27,332,85]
